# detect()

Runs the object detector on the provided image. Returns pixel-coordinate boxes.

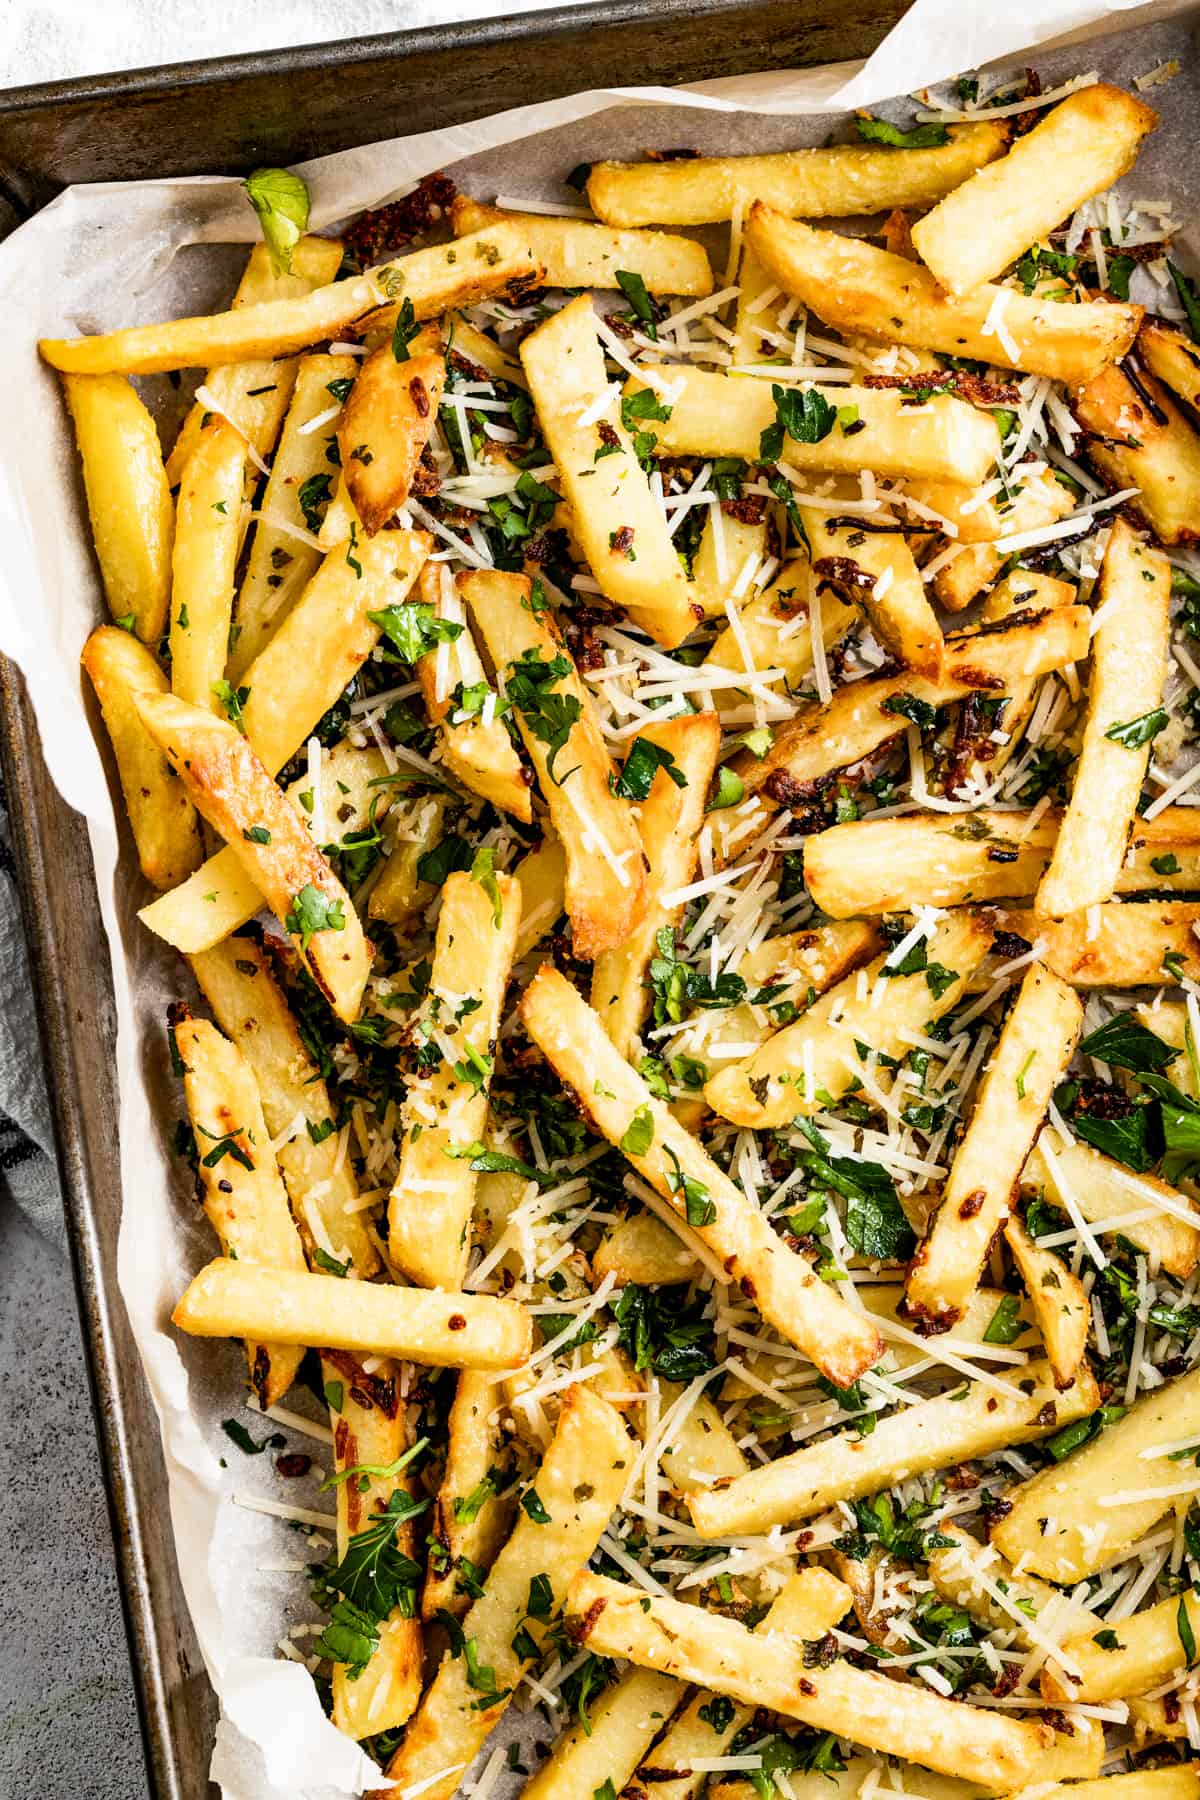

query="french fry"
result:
[446,313,528,388]
[520,296,696,648]
[1141,318,1200,410]
[805,804,1200,919]
[1074,359,1200,546]
[565,1572,1050,1791]
[168,420,245,711]
[704,908,996,1131]
[732,606,1091,810]
[703,559,857,688]
[228,352,358,681]
[414,564,531,821]
[1024,1128,1200,1280]
[906,964,1082,1328]
[746,204,1141,384]
[164,235,344,486]
[911,85,1157,294]
[932,471,1079,613]
[593,1209,700,1287]
[585,123,1008,227]
[379,1386,631,1800]
[368,791,448,930]
[171,1011,307,1406]
[688,1357,1098,1537]
[1058,1590,1200,1703]
[173,1257,532,1368]
[519,964,884,1388]
[134,690,370,1022]
[388,869,521,1290]
[461,568,647,958]
[945,571,1077,796]
[513,831,567,960]
[629,366,1000,484]
[624,1568,852,1800]
[1004,1212,1089,1389]
[81,625,203,889]
[690,509,769,621]
[238,527,431,779]
[62,372,174,644]
[1000,1777,1200,1800]
[140,740,393,952]
[451,195,713,295]
[927,1523,1102,1672]
[338,345,445,533]
[801,507,943,677]
[1036,520,1170,918]
[519,1667,684,1800]
[652,1378,749,1492]
[992,1368,1200,1580]
[322,1358,424,1737]
[421,1369,516,1621]
[39,223,544,374]
[591,713,721,1057]
[1016,900,1200,986]
[187,935,379,1278]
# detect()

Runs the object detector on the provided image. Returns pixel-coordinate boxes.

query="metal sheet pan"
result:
[0,4,901,1793]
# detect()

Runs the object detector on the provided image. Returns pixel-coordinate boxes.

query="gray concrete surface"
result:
[0,1199,148,1796]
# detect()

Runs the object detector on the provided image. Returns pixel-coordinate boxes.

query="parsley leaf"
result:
[243,167,310,275]
[285,884,346,951]
[1170,262,1200,346]
[612,736,687,801]
[391,297,420,361]
[1078,1014,1179,1074]
[470,845,504,927]
[615,269,658,340]
[620,1105,655,1156]
[212,679,250,733]
[297,471,333,533]
[795,1119,915,1261]
[369,601,464,663]
[855,116,949,149]
[506,649,581,783]
[1104,708,1168,749]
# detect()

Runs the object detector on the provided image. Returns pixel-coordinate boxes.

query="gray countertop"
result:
[0,1201,147,1795]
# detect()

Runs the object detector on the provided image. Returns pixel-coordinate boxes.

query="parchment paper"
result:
[1,4,1198,1794]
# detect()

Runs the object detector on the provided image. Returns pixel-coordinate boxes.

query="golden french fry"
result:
[1141,317,1200,411]
[165,234,344,486]
[173,1257,532,1367]
[733,606,1090,809]
[1005,900,1200,987]
[585,123,1008,226]
[689,510,769,621]
[520,963,884,1388]
[188,935,379,1278]
[39,224,544,374]
[414,563,531,822]
[421,1369,516,1622]
[911,85,1157,294]
[461,568,647,959]
[566,1572,1050,1792]
[339,346,445,533]
[993,1368,1200,1581]
[171,1010,308,1406]
[1036,520,1170,918]
[63,372,174,644]
[705,909,996,1131]
[322,1356,423,1737]
[520,296,697,648]
[381,1386,631,1800]
[1075,359,1200,546]
[229,352,358,681]
[631,366,1000,484]
[906,964,1082,1327]
[933,470,1079,613]
[703,559,857,688]
[168,419,245,711]
[689,1358,1098,1537]
[1004,1211,1089,1389]
[389,869,521,1289]
[81,625,203,889]
[591,713,721,1058]
[451,194,713,294]
[1024,1128,1200,1281]
[801,506,942,677]
[746,204,1141,383]
[805,803,1200,919]
[134,690,370,1023]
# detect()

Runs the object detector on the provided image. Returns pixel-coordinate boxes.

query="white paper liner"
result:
[0,2,1197,1793]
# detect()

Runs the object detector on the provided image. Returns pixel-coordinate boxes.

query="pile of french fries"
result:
[44,65,1200,1800]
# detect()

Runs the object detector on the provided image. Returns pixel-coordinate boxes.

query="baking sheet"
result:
[1,2,1198,1794]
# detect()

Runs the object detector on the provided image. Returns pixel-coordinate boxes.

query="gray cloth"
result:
[0,775,58,1233]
